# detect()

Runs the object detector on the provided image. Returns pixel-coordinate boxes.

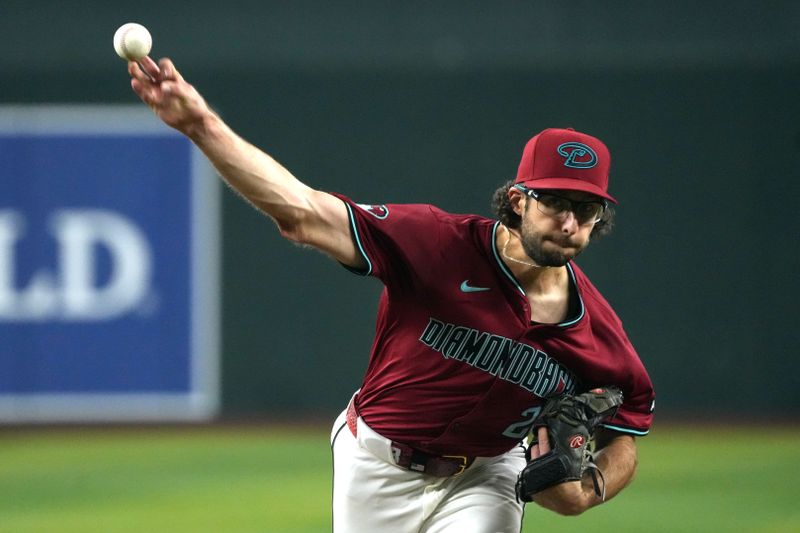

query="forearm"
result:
[532,434,638,515]
[587,433,637,504]
[189,112,361,264]
[130,57,359,265]
[131,56,318,237]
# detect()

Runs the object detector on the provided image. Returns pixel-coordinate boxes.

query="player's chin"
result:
[534,249,573,267]
[542,244,585,266]
[556,238,588,254]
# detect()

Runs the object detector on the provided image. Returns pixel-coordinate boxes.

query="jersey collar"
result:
[489,221,585,328]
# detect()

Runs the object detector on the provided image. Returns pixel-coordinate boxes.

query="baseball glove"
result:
[515,387,623,503]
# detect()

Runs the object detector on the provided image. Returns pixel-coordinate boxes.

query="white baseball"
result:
[113,23,152,61]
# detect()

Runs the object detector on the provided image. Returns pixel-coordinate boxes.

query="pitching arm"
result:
[128,56,365,270]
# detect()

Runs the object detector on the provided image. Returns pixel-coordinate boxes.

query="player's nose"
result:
[559,211,579,234]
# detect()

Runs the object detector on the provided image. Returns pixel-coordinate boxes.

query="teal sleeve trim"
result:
[600,423,650,436]
[341,202,373,276]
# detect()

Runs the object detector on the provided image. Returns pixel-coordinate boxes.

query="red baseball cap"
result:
[514,128,617,203]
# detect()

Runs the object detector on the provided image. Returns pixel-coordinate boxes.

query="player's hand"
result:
[529,426,592,515]
[129,57,211,137]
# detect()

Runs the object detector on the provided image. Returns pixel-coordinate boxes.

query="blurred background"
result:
[1,0,798,424]
[2,2,799,532]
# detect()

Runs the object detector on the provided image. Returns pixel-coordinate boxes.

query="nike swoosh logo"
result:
[460,280,491,293]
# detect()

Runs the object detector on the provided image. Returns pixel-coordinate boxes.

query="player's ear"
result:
[507,186,526,217]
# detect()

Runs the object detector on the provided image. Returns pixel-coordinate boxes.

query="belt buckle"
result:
[442,455,469,475]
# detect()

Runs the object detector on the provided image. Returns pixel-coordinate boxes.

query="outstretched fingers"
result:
[128,56,181,93]
[129,61,156,103]
[125,56,207,134]
[128,57,177,105]
[158,58,183,82]
[156,59,185,97]
[128,60,151,85]
[138,56,161,79]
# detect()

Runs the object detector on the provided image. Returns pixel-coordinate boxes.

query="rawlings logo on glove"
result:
[515,387,623,503]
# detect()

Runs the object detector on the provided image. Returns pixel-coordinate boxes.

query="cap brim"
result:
[518,177,618,204]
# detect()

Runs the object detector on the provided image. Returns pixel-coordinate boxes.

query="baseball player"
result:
[127,56,655,532]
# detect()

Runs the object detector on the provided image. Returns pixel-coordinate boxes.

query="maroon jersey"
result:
[333,194,655,458]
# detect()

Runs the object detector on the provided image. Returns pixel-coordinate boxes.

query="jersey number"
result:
[502,406,541,440]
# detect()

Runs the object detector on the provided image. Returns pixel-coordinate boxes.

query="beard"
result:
[518,218,588,267]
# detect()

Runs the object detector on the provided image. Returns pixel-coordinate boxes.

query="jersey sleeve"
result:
[602,351,655,436]
[598,322,655,436]
[330,193,448,288]
[572,267,656,436]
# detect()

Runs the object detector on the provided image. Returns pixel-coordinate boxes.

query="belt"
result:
[346,397,475,477]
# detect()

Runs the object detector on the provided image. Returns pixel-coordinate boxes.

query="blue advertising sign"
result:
[0,106,219,421]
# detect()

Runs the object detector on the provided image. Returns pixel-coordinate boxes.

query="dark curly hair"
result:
[490,179,615,239]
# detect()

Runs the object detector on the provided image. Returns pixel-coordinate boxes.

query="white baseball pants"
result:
[330,407,526,533]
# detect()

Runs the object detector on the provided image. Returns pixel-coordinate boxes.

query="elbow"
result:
[556,496,594,516]
[270,190,329,246]
[552,504,587,517]
[534,494,591,517]
[276,219,307,244]
[273,205,316,245]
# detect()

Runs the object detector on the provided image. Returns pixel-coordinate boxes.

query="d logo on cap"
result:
[557,142,598,169]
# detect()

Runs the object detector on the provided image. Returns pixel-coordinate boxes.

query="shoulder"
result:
[569,264,656,435]
[334,193,495,237]
[569,262,640,360]
[570,262,622,325]
[428,207,495,232]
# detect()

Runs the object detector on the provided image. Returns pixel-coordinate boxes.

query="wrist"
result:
[184,109,221,145]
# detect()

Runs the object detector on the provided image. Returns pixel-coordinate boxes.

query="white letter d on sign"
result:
[0,209,153,321]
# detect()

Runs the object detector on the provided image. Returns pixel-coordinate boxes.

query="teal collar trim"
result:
[558,262,585,328]
[490,221,585,328]
[491,221,525,297]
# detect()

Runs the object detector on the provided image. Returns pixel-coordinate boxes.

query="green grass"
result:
[0,424,797,532]
[0,427,330,533]
[528,425,800,532]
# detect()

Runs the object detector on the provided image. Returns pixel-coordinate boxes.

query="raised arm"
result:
[128,56,365,269]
